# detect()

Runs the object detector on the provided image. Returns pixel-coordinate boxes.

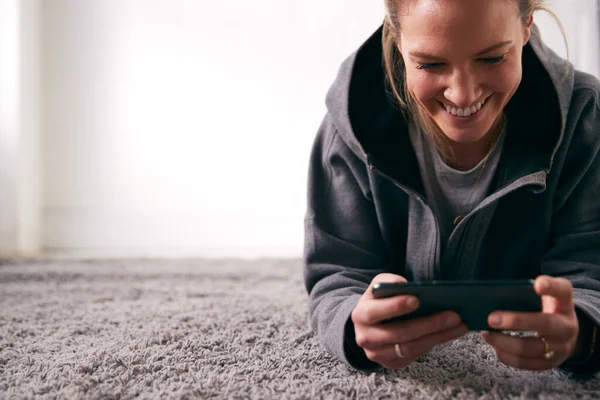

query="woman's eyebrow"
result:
[409,41,514,61]
[474,41,513,56]
[408,52,445,61]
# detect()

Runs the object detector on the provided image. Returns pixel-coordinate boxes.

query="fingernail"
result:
[489,314,502,327]
[539,279,549,290]
[406,297,419,309]
[446,314,461,327]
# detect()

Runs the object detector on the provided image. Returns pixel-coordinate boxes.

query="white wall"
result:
[39,0,384,258]
[1,0,598,258]
[0,0,19,254]
[0,0,41,256]
[19,0,42,255]
[535,0,600,78]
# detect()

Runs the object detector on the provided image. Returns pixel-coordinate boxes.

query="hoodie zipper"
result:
[367,159,442,280]
[450,172,546,237]
[444,173,546,279]
[368,157,547,280]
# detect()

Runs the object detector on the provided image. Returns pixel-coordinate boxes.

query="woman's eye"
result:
[416,63,444,71]
[481,55,506,64]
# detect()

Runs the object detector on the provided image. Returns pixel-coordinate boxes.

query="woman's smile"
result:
[438,94,492,123]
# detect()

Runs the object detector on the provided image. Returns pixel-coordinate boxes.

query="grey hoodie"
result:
[303,25,600,372]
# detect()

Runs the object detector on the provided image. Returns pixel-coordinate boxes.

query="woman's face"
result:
[398,0,532,144]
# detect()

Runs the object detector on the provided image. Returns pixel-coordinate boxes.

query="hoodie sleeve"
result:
[541,84,600,374]
[303,114,391,371]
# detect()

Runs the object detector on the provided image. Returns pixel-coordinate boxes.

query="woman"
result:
[303,0,600,373]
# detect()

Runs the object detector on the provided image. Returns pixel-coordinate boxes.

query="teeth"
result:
[444,98,486,117]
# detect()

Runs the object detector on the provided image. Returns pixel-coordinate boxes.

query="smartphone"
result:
[371,280,542,330]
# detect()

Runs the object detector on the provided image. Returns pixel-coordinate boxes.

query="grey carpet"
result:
[1,258,599,399]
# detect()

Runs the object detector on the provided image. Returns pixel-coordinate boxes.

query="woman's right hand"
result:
[351,273,469,369]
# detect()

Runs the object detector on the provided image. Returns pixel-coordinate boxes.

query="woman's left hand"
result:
[481,275,580,370]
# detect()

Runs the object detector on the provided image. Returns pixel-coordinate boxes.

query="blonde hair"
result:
[382,0,567,161]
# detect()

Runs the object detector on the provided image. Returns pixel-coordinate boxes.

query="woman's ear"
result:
[523,15,533,45]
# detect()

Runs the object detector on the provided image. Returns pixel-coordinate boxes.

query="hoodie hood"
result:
[325,24,573,190]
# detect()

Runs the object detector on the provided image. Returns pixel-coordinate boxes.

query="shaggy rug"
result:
[1,258,599,399]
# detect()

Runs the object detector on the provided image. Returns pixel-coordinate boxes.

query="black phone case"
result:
[372,280,542,330]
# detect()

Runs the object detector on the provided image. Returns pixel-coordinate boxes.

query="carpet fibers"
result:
[1,258,599,399]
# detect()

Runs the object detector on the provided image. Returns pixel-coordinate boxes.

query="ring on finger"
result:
[394,343,405,359]
[538,335,555,360]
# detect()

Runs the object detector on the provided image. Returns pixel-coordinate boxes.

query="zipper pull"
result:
[367,155,377,172]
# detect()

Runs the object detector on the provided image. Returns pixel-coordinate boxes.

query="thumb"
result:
[364,273,407,300]
[535,276,575,315]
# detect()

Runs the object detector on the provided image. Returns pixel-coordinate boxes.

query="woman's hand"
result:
[351,273,468,369]
[481,275,580,370]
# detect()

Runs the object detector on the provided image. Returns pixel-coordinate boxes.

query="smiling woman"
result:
[383,0,549,170]
[303,0,600,376]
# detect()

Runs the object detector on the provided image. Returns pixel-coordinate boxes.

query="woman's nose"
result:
[443,69,483,109]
